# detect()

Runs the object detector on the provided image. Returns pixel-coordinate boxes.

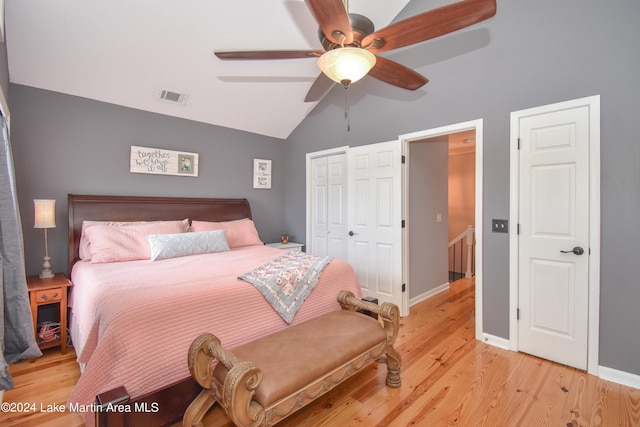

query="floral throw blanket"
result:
[239,251,332,323]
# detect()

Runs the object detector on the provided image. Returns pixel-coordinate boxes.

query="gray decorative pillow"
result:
[146,230,230,261]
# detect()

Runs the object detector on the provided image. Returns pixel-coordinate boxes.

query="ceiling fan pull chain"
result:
[344,88,351,132]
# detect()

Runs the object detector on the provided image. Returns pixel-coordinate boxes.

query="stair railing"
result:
[448,225,475,281]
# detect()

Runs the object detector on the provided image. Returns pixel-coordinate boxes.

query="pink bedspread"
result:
[68,245,361,425]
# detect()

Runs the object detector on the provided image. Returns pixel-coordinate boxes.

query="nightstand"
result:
[27,273,72,354]
[266,242,305,252]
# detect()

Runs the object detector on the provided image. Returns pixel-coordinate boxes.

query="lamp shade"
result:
[34,199,56,229]
[317,47,376,86]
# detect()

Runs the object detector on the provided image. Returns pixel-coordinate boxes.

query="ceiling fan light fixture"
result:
[317,47,376,86]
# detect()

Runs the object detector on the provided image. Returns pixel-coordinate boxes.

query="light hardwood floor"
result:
[3,279,639,426]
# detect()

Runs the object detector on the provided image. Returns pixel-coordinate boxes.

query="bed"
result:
[65,194,362,426]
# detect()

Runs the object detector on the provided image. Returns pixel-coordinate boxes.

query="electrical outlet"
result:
[492,219,509,233]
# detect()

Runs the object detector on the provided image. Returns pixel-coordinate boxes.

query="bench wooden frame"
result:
[183,290,401,427]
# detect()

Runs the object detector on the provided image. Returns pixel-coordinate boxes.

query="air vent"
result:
[159,90,187,105]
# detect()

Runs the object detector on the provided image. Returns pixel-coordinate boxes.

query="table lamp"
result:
[34,199,56,279]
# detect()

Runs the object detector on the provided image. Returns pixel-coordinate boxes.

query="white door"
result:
[347,141,404,311]
[310,153,348,260]
[326,154,349,260]
[516,104,591,370]
[310,156,329,255]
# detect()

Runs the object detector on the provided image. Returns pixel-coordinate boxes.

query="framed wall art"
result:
[253,158,271,189]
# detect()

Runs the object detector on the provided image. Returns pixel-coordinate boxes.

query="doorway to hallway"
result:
[401,119,484,340]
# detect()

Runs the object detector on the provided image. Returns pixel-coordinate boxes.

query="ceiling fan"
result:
[215,0,497,102]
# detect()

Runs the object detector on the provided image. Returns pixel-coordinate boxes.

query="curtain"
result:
[0,115,41,390]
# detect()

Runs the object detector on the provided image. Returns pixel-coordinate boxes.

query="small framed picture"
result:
[178,154,195,174]
[253,159,271,189]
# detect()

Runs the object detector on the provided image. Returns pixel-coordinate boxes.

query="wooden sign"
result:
[130,146,199,177]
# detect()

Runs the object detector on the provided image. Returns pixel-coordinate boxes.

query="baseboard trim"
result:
[598,365,640,389]
[409,282,449,307]
[480,333,510,350]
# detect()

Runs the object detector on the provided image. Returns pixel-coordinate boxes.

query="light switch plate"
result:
[492,219,509,233]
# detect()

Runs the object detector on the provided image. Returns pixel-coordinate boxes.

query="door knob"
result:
[348,231,358,236]
[560,246,584,255]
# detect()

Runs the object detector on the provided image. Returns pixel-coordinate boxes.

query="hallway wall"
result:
[408,138,449,299]
[448,150,475,242]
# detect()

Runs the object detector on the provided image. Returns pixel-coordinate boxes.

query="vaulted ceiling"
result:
[5,1,413,139]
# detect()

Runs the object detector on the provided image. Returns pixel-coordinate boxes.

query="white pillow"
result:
[146,230,230,261]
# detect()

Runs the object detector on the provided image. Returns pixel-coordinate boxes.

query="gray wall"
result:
[408,138,449,299]
[10,85,287,275]
[448,150,475,241]
[0,29,8,102]
[283,0,640,375]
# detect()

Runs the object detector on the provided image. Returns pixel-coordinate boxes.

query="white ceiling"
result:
[5,0,413,139]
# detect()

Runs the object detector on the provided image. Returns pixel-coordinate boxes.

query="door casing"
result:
[400,119,484,339]
[509,95,601,375]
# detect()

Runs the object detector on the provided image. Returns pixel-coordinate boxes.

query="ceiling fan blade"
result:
[363,0,496,53]
[215,50,324,60]
[304,0,353,45]
[305,73,335,102]
[368,56,428,91]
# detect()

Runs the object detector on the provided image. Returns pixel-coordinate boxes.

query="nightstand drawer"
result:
[35,288,63,303]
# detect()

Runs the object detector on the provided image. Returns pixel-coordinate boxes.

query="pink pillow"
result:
[84,221,187,263]
[79,219,189,260]
[191,218,262,248]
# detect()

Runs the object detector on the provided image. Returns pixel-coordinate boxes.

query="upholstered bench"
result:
[182,290,401,427]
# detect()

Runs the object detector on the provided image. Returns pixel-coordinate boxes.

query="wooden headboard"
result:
[67,194,252,274]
